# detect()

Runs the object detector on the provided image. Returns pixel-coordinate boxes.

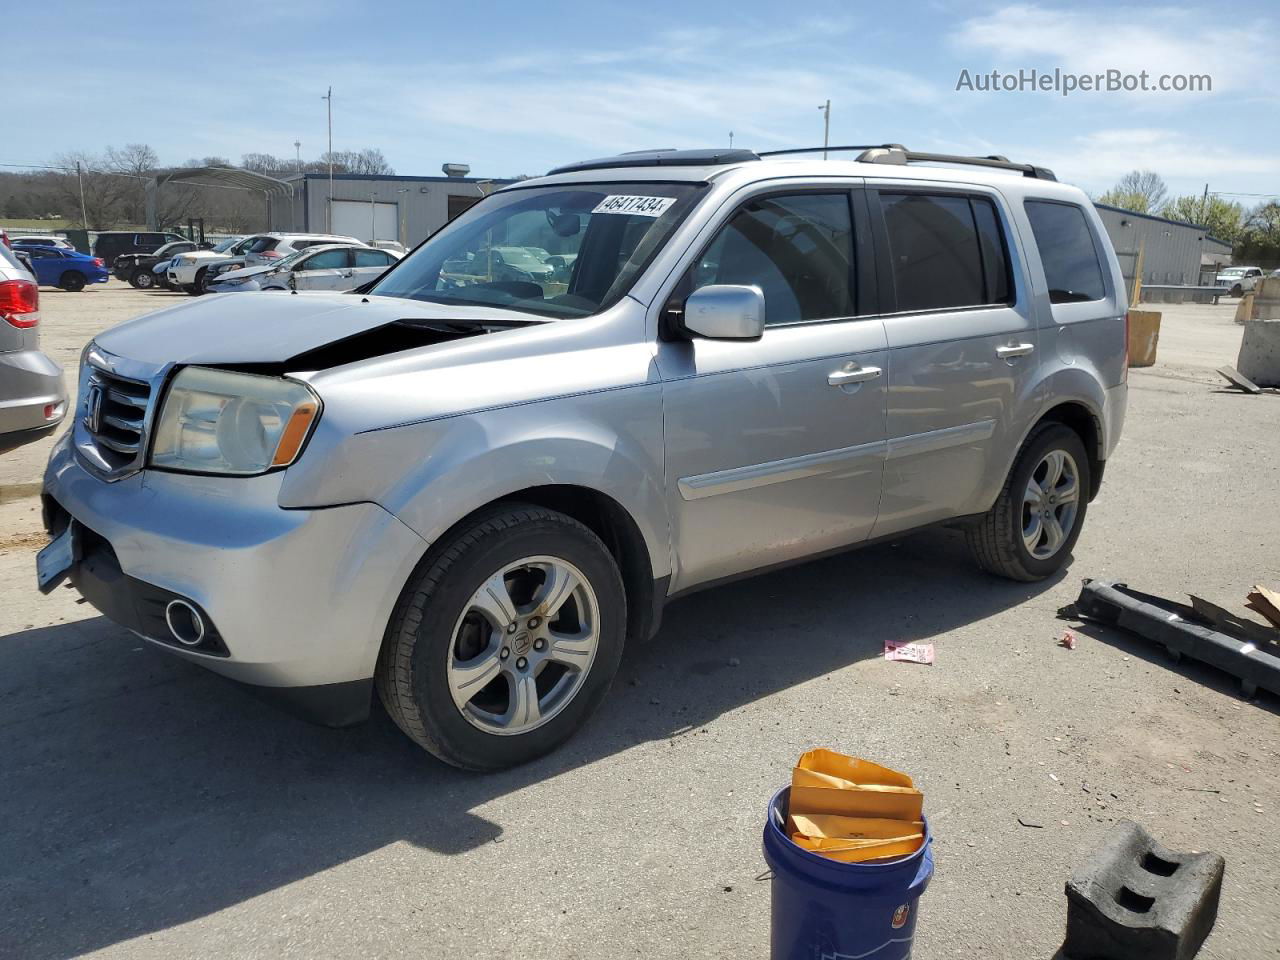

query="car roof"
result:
[512,145,1080,199]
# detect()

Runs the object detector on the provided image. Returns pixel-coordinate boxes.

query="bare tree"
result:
[106,143,160,224]
[1098,170,1168,214]
[51,152,127,229]
[318,148,394,176]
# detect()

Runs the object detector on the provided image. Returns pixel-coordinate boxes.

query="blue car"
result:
[13,244,110,291]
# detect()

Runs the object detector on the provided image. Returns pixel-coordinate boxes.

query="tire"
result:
[376,504,626,770]
[131,268,154,289]
[966,423,1091,582]
[1230,284,1243,297]
[59,271,86,292]
[188,268,209,296]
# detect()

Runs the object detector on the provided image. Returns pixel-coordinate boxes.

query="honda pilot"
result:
[39,145,1128,770]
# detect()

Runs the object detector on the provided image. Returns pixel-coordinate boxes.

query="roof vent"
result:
[442,162,471,178]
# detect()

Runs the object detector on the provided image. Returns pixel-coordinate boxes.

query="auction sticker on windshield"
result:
[592,195,677,217]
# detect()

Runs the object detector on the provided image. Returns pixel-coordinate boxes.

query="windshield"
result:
[1219,268,1246,276]
[369,182,706,318]
[210,237,240,253]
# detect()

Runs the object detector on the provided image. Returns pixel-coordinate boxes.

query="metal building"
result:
[268,167,514,247]
[1095,203,1232,297]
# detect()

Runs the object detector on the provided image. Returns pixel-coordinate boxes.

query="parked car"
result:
[39,146,1128,770]
[0,243,66,453]
[242,233,364,268]
[14,244,109,291]
[1214,265,1263,297]
[7,235,75,249]
[372,240,408,255]
[167,235,260,294]
[113,240,202,288]
[91,231,187,268]
[208,244,401,294]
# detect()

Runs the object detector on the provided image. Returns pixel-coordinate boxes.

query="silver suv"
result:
[38,145,1128,769]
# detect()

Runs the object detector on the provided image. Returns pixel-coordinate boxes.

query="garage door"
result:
[331,200,399,243]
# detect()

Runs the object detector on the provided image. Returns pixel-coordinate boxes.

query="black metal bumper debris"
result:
[1066,579,1280,699]
[1064,820,1224,960]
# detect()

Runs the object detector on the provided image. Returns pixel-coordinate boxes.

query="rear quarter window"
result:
[1024,200,1106,303]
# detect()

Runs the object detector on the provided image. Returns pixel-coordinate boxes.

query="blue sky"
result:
[8,0,1277,205]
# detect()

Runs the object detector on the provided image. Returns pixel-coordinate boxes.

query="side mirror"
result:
[680,284,765,340]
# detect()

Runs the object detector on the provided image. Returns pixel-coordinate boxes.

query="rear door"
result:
[351,248,396,286]
[291,248,351,290]
[867,184,1040,538]
[657,185,889,591]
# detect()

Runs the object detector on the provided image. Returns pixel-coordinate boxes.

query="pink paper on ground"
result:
[884,640,935,665]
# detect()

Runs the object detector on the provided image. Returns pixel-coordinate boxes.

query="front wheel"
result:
[1230,284,1243,297]
[59,271,86,292]
[966,423,1091,581]
[376,505,626,770]
[131,268,154,289]
[188,268,210,295]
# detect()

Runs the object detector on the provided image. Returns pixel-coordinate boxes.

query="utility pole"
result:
[1198,182,1209,225]
[322,86,334,232]
[817,100,830,159]
[75,160,88,228]
[729,131,734,148]
[294,140,302,174]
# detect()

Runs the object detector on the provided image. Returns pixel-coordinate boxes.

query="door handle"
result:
[996,343,1035,359]
[827,365,882,386]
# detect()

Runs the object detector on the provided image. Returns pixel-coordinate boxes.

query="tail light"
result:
[260,250,283,260]
[1,229,10,249]
[93,257,105,268]
[0,278,40,328]
[1121,311,1129,382]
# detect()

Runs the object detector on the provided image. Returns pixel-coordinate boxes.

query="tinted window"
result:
[354,249,393,267]
[880,193,987,312]
[247,237,280,253]
[27,247,60,259]
[1024,200,1105,303]
[972,198,1013,305]
[298,249,348,270]
[691,193,854,326]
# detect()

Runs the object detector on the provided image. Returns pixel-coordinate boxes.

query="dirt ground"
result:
[1,282,1278,959]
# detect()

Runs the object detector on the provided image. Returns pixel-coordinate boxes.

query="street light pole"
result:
[322,86,333,232]
[817,100,830,159]
[294,140,302,174]
[75,160,88,228]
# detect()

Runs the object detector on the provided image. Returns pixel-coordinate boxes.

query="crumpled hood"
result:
[212,262,277,283]
[94,292,546,365]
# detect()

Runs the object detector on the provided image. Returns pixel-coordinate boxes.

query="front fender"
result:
[278,383,671,580]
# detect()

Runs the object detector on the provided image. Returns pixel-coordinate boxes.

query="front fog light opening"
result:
[165,600,206,647]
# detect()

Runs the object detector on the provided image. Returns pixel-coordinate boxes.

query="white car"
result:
[241,233,363,268]
[8,235,75,250]
[1215,266,1263,297]
[168,236,256,293]
[207,244,401,294]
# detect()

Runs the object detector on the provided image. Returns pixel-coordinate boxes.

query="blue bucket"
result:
[762,786,934,960]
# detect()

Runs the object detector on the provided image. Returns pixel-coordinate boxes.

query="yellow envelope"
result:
[789,814,926,841]
[795,749,915,789]
[788,749,925,831]
[791,833,924,863]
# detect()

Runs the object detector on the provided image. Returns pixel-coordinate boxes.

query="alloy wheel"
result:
[446,555,600,736]
[1022,449,1080,560]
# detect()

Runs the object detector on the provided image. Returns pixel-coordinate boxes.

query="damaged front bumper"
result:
[40,431,428,724]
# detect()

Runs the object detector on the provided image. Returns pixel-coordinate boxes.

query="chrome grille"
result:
[82,367,153,474]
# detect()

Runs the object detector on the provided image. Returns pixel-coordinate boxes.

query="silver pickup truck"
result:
[39,145,1128,770]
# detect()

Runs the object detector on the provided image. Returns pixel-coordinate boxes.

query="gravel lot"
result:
[1,281,1278,959]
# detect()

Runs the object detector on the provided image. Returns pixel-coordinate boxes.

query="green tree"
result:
[1160,194,1245,242]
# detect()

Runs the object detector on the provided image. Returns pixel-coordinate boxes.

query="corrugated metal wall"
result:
[269,175,503,245]
[1096,204,1230,292]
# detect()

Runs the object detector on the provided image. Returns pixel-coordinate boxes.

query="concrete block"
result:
[1064,820,1223,960]
[1252,276,1280,321]
[1127,310,1161,367]
[1237,319,1280,387]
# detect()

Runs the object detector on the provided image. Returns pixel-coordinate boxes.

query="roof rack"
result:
[547,148,761,176]
[760,144,1056,180]
[854,146,1056,180]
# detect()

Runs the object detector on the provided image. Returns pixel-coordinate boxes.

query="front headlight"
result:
[150,367,320,475]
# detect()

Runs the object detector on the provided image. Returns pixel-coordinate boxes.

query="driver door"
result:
[656,186,889,592]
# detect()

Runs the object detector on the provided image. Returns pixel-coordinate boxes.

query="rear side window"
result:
[248,237,280,253]
[354,249,393,267]
[691,193,855,326]
[299,249,349,270]
[878,193,1013,312]
[1024,200,1105,303]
